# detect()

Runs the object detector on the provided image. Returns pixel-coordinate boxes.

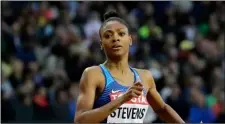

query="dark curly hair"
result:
[99,10,130,38]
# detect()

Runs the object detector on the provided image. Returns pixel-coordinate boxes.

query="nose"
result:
[112,34,120,42]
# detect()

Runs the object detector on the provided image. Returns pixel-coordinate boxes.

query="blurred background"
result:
[1,1,225,123]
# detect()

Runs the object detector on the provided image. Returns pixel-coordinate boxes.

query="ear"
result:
[100,40,103,50]
[129,35,133,46]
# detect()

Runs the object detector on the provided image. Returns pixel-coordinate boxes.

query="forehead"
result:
[102,21,127,32]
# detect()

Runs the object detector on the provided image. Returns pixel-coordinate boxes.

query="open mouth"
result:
[112,45,122,50]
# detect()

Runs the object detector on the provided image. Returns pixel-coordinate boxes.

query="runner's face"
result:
[100,21,132,58]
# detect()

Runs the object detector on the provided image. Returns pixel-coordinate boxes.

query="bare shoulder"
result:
[83,66,102,76]
[133,68,155,89]
[134,68,151,77]
[133,68,153,80]
[80,66,105,86]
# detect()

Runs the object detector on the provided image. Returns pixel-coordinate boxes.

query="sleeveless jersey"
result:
[93,64,149,123]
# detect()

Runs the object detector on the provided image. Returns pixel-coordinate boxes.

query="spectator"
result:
[14,94,34,122]
[52,88,70,122]
[188,89,216,123]
[68,83,79,121]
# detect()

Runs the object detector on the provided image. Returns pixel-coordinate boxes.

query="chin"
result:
[112,53,124,58]
[109,51,126,59]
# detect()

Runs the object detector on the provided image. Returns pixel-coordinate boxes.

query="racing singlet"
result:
[93,64,149,123]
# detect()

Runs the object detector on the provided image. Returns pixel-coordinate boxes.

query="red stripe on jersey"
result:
[110,92,149,105]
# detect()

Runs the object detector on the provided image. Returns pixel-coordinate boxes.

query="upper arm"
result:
[75,67,100,118]
[143,70,166,112]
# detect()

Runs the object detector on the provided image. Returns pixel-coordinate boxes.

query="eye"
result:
[119,32,126,36]
[104,34,112,39]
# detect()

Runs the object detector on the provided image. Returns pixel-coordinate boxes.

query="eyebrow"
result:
[103,28,127,34]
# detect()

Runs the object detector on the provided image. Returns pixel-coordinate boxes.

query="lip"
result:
[112,44,122,48]
[112,45,122,50]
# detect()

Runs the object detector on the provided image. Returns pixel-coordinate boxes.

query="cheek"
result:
[102,41,111,49]
[123,37,131,48]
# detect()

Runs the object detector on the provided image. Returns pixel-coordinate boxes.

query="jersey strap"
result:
[130,68,147,95]
[130,67,142,83]
[99,64,114,87]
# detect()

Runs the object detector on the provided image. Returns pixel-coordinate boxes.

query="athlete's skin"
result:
[74,16,185,123]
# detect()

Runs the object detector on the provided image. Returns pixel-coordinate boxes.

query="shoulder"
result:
[133,68,155,88]
[133,68,153,80]
[83,66,102,75]
[80,66,105,86]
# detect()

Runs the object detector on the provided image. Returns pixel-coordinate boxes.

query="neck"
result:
[104,55,130,75]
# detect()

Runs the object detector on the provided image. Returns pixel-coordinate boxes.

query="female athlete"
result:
[74,10,185,123]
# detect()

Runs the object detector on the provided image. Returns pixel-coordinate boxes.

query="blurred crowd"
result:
[1,1,225,123]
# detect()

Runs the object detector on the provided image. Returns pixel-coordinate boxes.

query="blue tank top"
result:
[93,64,149,123]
